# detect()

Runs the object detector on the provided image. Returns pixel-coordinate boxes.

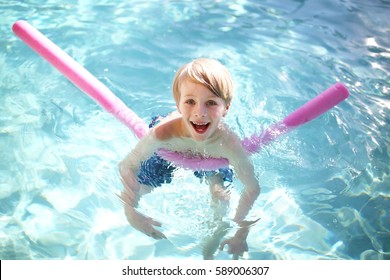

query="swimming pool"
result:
[0,0,389,260]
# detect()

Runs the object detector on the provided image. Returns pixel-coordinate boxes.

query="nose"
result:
[194,104,207,117]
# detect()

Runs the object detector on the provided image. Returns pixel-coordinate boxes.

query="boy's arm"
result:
[230,155,261,224]
[118,131,166,239]
[221,139,261,257]
[119,131,158,206]
[222,133,261,224]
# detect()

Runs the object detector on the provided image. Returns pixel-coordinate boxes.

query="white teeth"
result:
[192,121,209,125]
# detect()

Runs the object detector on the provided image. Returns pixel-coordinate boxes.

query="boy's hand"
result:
[125,208,166,240]
[219,222,256,259]
[219,235,248,259]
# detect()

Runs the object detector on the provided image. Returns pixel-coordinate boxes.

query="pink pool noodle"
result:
[12,20,148,139]
[12,20,349,170]
[241,82,350,153]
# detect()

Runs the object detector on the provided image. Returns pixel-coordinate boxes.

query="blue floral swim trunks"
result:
[136,116,234,188]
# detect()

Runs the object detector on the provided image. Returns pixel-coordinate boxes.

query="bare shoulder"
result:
[219,124,243,148]
[218,124,249,160]
[153,113,184,141]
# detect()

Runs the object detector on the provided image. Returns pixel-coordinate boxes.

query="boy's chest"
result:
[161,137,226,158]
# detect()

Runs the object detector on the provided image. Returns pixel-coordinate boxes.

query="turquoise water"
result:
[1,0,389,260]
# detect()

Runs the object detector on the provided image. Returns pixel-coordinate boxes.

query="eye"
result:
[185,99,195,105]
[206,100,218,106]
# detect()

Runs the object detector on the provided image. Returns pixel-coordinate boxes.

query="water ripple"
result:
[1,0,389,259]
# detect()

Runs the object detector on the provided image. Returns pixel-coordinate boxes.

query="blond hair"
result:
[172,58,233,106]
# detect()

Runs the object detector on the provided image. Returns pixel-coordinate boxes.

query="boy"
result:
[119,58,260,258]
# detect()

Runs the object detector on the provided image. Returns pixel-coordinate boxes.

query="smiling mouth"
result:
[191,121,210,134]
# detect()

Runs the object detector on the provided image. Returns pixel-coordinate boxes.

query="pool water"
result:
[1,0,389,260]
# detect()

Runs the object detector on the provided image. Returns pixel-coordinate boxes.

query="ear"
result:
[223,104,230,117]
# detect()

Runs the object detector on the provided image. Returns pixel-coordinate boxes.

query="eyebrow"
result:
[181,93,221,100]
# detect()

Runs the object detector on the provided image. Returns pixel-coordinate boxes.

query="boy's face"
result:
[178,79,229,142]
